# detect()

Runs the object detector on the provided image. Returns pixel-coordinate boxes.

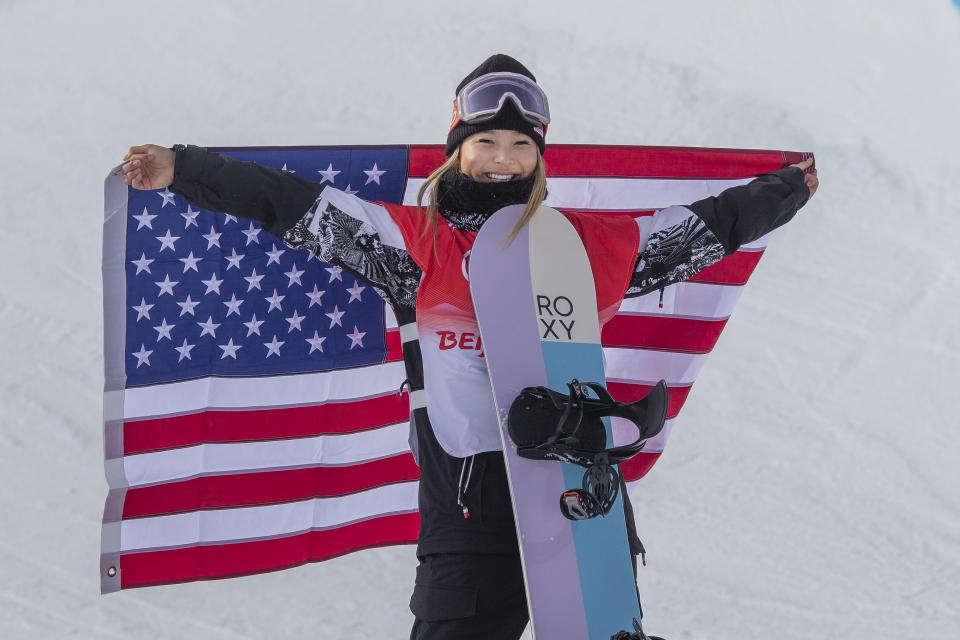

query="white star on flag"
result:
[201,273,224,295]
[265,290,285,312]
[175,338,196,362]
[346,281,365,303]
[225,248,244,270]
[179,251,201,273]
[243,314,265,337]
[363,162,386,185]
[305,284,325,307]
[203,226,222,249]
[265,244,286,265]
[181,205,200,228]
[132,344,153,368]
[176,294,200,317]
[155,274,179,297]
[156,229,180,252]
[132,298,153,321]
[325,305,345,328]
[281,164,295,173]
[131,252,154,275]
[218,338,241,359]
[244,268,265,292]
[264,335,284,358]
[326,265,343,282]
[306,330,326,354]
[223,213,238,224]
[343,184,358,196]
[285,309,305,332]
[346,325,366,349]
[223,293,244,317]
[197,316,220,338]
[133,207,157,230]
[158,188,177,207]
[153,317,174,342]
[241,222,261,246]
[318,163,340,184]
[284,265,305,287]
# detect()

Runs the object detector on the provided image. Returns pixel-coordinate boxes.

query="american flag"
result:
[101,144,809,592]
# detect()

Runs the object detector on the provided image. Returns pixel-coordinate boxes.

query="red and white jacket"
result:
[285,185,709,457]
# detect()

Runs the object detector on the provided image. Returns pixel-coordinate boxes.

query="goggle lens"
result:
[457,72,550,125]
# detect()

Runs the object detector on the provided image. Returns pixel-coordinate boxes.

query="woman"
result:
[121,54,817,640]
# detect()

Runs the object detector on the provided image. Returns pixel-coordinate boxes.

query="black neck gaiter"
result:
[435,171,537,232]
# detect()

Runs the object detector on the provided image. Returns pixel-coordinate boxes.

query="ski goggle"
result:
[454,71,551,126]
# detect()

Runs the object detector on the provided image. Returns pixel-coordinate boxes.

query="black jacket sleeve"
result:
[687,166,810,255]
[169,144,325,237]
[624,165,811,298]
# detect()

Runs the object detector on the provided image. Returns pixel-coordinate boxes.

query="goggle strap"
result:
[448,98,461,134]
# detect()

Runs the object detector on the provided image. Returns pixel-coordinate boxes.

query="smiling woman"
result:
[118,52,815,640]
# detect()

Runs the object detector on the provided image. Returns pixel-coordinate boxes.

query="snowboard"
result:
[470,205,646,640]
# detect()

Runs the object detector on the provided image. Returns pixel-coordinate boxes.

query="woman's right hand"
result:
[121,144,176,190]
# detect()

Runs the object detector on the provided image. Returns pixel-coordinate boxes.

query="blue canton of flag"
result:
[123,147,409,386]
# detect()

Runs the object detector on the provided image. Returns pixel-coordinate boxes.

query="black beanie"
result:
[445,54,547,156]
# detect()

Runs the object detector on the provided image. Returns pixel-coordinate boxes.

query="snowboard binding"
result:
[508,378,669,520]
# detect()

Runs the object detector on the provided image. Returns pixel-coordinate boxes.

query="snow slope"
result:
[1,1,957,638]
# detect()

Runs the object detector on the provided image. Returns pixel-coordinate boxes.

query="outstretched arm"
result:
[687,159,816,255]
[625,158,818,298]
[120,143,421,315]
[121,144,324,237]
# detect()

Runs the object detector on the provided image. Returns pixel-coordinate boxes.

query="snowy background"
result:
[1,1,958,638]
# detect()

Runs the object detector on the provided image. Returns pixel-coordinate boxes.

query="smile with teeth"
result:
[485,173,516,181]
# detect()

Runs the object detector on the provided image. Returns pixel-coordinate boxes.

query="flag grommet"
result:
[107,566,117,578]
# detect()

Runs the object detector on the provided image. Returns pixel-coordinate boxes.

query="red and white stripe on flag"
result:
[101,144,808,592]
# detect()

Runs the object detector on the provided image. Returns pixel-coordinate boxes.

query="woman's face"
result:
[459,129,538,182]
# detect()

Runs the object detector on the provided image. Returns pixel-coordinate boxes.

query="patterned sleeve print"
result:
[625,206,726,299]
[282,191,421,314]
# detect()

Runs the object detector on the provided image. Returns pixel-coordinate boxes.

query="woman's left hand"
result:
[790,158,819,200]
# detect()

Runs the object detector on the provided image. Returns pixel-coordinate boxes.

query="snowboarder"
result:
[120,53,818,640]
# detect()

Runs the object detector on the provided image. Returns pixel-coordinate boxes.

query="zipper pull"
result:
[457,456,474,519]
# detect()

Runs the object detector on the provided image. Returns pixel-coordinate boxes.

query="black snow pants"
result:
[409,552,529,640]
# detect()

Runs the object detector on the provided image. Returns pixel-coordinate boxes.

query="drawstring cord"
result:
[457,455,475,519]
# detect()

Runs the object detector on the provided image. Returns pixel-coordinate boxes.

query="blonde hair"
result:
[416,147,548,263]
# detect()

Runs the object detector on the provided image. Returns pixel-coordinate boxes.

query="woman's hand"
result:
[789,157,819,200]
[121,144,176,191]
